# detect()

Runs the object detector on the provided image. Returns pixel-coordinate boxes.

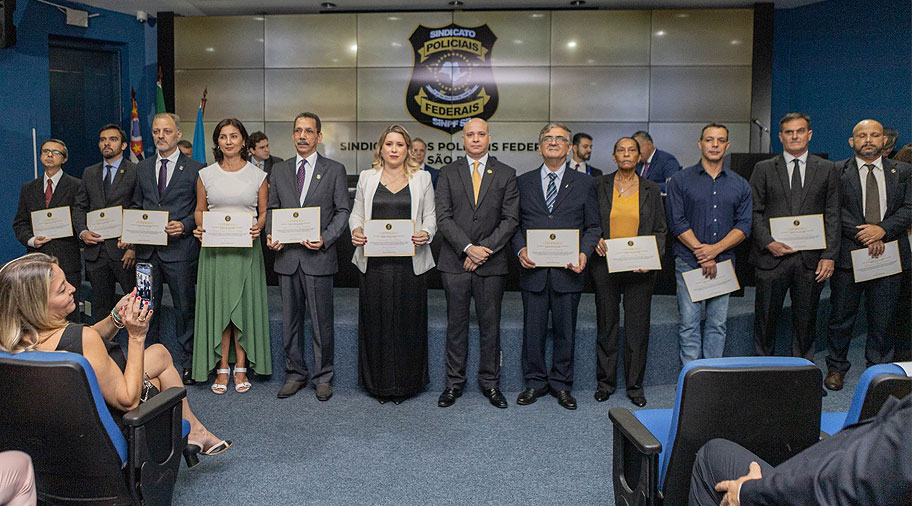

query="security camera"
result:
[136,10,148,23]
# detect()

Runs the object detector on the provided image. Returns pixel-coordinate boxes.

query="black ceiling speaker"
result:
[1,0,16,49]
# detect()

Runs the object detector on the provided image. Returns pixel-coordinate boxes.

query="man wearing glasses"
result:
[12,139,85,320]
[511,123,601,410]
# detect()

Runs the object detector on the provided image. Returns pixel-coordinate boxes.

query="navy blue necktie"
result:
[545,173,557,213]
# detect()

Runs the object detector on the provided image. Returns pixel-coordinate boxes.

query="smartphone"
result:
[136,262,153,310]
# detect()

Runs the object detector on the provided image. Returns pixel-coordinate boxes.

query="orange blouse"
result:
[609,187,639,239]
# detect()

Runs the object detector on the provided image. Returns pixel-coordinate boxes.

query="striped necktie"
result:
[545,172,557,213]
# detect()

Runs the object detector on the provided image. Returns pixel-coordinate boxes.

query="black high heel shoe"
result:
[183,443,200,468]
[184,439,232,468]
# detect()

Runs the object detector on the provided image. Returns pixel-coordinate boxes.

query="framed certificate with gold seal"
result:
[526,229,580,267]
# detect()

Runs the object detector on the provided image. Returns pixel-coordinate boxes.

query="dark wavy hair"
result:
[212,118,249,163]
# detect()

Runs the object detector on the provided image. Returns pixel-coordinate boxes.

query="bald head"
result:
[463,118,491,159]
[850,119,885,163]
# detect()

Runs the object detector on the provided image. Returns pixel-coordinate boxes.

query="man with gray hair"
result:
[511,122,601,410]
[130,112,206,384]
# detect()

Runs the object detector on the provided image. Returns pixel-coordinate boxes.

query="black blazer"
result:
[511,167,602,293]
[130,153,205,262]
[835,157,912,269]
[435,156,519,276]
[73,159,138,262]
[12,172,84,274]
[595,173,667,259]
[749,154,840,270]
[261,155,283,179]
[265,154,351,276]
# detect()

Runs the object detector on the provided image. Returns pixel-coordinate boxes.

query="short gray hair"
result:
[153,113,182,130]
[539,123,571,142]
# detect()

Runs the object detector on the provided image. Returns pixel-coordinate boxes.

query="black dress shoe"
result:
[392,396,406,405]
[516,387,549,406]
[437,387,463,408]
[594,390,611,402]
[276,379,306,399]
[182,368,197,385]
[824,371,844,391]
[483,388,508,409]
[551,390,577,410]
[630,396,647,407]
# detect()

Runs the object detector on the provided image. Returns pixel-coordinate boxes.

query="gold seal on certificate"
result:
[526,229,580,267]
[30,206,73,239]
[202,211,254,248]
[681,259,741,302]
[86,206,123,240]
[604,235,662,273]
[364,219,415,257]
[122,209,168,246]
[769,214,826,250]
[851,240,901,283]
[271,207,321,244]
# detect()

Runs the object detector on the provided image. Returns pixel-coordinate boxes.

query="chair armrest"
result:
[122,387,186,427]
[609,407,662,455]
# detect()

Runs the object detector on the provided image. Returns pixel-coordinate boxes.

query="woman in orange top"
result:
[590,137,667,407]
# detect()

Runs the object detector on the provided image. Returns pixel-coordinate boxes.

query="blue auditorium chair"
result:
[0,349,190,506]
[820,362,912,435]
[608,357,822,505]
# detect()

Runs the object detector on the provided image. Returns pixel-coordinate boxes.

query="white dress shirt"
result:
[295,151,319,206]
[783,151,808,187]
[857,156,887,222]
[154,149,181,188]
[540,163,567,201]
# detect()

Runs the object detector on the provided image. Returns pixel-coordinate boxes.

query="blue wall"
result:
[0,0,157,263]
[772,0,912,160]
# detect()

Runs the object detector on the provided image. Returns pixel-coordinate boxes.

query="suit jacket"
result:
[130,153,205,262]
[511,167,602,293]
[73,159,138,262]
[566,160,603,177]
[260,155,283,179]
[423,164,439,189]
[12,172,84,274]
[435,156,519,276]
[636,148,680,191]
[265,154,351,276]
[749,154,840,270]
[349,168,437,275]
[740,394,912,505]
[595,173,667,258]
[834,157,912,270]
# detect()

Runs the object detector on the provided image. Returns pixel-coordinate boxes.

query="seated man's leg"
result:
[689,439,773,506]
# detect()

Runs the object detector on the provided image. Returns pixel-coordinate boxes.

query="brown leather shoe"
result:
[824,371,844,391]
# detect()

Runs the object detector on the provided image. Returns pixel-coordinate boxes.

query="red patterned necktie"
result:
[45,179,53,207]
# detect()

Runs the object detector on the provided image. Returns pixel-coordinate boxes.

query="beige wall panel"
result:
[453,11,551,67]
[551,11,651,66]
[550,67,650,122]
[651,9,754,66]
[265,14,358,68]
[356,12,454,68]
[264,69,356,122]
[649,66,752,122]
[174,69,265,123]
[647,122,750,169]
[357,68,413,122]
[175,16,265,69]
[487,67,550,122]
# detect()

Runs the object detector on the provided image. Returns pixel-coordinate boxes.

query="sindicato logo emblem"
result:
[549,233,556,240]
[386,223,393,231]
[406,24,499,134]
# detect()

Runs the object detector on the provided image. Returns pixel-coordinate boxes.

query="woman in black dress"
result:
[349,124,437,404]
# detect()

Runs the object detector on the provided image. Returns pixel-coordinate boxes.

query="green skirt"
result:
[191,237,272,381]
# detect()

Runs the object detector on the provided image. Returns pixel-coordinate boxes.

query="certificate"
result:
[364,219,415,257]
[30,206,73,239]
[604,235,662,273]
[202,211,254,248]
[526,229,580,267]
[769,214,826,251]
[851,240,901,283]
[86,206,123,240]
[122,210,168,246]
[271,207,321,244]
[681,259,741,303]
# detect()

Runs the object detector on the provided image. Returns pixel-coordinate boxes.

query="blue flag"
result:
[191,105,206,164]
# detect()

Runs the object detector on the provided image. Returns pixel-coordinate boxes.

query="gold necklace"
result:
[615,175,637,195]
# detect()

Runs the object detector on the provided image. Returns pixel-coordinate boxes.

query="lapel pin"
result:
[316,174,322,180]
[487,169,493,174]
[892,169,896,174]
[119,169,124,174]
[564,184,569,189]
[178,165,184,171]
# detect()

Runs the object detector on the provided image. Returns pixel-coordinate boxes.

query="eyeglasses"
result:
[540,136,569,145]
[41,148,65,156]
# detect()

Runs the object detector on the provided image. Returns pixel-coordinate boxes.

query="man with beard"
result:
[568,132,603,176]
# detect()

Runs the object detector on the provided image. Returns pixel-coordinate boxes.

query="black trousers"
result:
[146,251,197,369]
[688,439,774,506]
[85,246,135,324]
[279,270,335,385]
[889,270,912,361]
[826,267,901,374]
[521,273,581,391]
[440,271,505,390]
[753,254,824,360]
[590,257,656,397]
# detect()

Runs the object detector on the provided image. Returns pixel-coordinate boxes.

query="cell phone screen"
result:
[136,262,153,309]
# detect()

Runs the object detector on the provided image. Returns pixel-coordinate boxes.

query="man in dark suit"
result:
[13,139,84,321]
[411,137,439,189]
[633,130,681,193]
[688,394,912,506]
[512,123,601,410]
[248,131,284,286]
[73,124,138,324]
[266,112,350,402]
[435,118,519,409]
[824,119,912,391]
[749,113,840,360]
[568,132,603,176]
[130,113,205,384]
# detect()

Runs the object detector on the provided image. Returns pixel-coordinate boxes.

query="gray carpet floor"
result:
[172,346,866,505]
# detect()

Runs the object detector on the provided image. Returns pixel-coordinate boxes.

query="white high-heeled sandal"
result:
[211,368,230,394]
[234,367,252,393]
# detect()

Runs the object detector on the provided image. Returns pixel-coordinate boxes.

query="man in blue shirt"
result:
[666,123,752,365]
